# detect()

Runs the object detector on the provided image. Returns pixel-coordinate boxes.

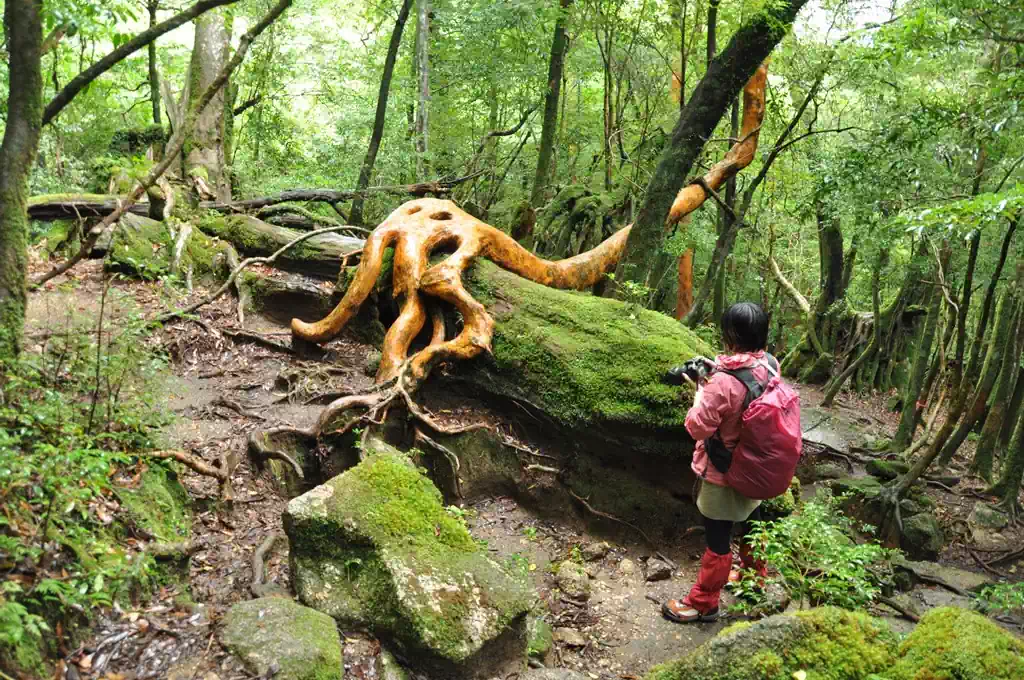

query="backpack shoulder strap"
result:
[718,367,765,409]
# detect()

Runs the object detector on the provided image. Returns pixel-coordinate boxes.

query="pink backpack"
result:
[717,359,802,500]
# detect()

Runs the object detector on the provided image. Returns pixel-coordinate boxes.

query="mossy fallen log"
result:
[198,214,363,279]
[28,193,152,221]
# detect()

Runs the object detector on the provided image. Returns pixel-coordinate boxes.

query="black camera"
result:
[663,356,715,385]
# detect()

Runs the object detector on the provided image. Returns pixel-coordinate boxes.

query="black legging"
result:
[704,507,762,556]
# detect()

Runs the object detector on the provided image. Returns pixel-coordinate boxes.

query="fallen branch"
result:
[157,226,359,322]
[147,540,204,560]
[144,449,236,502]
[414,429,463,499]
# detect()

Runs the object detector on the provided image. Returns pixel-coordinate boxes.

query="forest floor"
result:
[25,258,1024,680]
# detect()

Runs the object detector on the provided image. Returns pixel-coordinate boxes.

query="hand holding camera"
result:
[662,356,716,386]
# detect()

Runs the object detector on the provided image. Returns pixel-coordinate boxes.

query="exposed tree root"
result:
[250,533,282,598]
[876,596,920,623]
[144,449,236,501]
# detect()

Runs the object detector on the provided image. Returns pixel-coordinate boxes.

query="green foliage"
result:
[0,304,180,673]
[976,582,1024,617]
[730,491,898,613]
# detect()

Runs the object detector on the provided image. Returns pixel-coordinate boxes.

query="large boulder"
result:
[888,607,1024,680]
[284,442,532,678]
[220,598,343,680]
[645,607,897,680]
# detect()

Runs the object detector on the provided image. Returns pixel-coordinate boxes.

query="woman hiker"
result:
[662,302,777,623]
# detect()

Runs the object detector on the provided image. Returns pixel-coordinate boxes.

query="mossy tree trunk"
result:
[822,248,887,406]
[892,267,942,450]
[934,282,1020,467]
[610,0,809,301]
[349,0,415,226]
[988,389,1024,515]
[971,304,1023,480]
[0,0,44,359]
[893,269,1020,502]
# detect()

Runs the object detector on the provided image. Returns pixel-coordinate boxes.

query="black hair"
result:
[721,302,768,352]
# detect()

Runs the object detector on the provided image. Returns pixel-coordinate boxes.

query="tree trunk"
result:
[676,247,694,320]
[186,6,233,201]
[1001,364,1024,450]
[349,0,415,226]
[822,248,887,406]
[0,0,44,359]
[414,0,431,180]
[713,95,739,322]
[965,215,1019,381]
[989,397,1024,514]
[972,303,1024,480]
[148,0,163,126]
[530,0,574,207]
[895,267,1021,501]
[893,257,944,451]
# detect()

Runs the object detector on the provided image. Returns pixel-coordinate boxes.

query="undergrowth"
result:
[0,299,178,674]
[730,490,899,613]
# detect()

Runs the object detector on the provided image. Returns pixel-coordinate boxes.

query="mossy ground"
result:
[116,464,193,542]
[465,259,711,431]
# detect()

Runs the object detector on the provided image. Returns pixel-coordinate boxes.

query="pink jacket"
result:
[686,351,774,485]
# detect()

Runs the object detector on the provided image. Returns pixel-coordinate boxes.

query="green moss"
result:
[865,459,910,480]
[889,607,1024,680]
[116,464,192,542]
[466,259,711,432]
[0,628,49,679]
[108,215,221,281]
[645,607,897,680]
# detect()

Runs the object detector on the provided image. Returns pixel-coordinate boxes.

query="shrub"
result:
[730,490,898,613]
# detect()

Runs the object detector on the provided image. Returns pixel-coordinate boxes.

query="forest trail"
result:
[24,259,1020,680]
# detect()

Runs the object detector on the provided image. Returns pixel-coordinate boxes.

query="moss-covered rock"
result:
[900,513,944,560]
[644,607,897,680]
[220,598,343,680]
[526,615,553,662]
[888,607,1024,679]
[284,441,532,678]
[761,477,802,519]
[116,464,192,543]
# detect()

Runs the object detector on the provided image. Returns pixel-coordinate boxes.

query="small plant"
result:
[731,490,899,614]
[522,526,539,541]
[976,582,1024,617]
[569,545,584,564]
[342,557,364,582]
[505,553,532,584]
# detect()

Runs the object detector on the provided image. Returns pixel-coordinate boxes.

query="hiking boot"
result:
[661,599,720,623]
